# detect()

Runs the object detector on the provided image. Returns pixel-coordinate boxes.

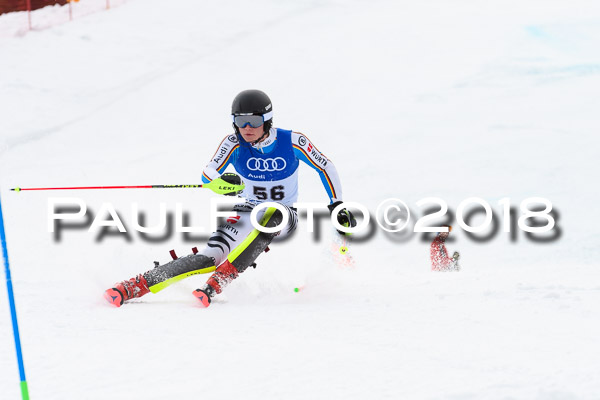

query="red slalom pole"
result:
[26,0,32,30]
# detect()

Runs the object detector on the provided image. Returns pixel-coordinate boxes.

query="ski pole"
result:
[340,234,348,254]
[0,192,30,400]
[11,175,245,196]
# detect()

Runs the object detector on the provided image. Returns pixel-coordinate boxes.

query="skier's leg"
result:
[199,203,297,275]
[194,206,297,305]
[145,205,265,293]
[104,203,259,307]
[198,210,258,270]
[105,204,296,307]
[104,253,217,307]
[144,254,217,292]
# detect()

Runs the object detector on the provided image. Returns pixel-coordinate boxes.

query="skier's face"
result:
[239,124,264,143]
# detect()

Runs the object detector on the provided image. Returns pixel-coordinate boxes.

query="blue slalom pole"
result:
[0,191,30,400]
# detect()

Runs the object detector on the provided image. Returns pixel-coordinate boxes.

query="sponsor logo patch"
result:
[248,173,266,179]
[213,147,228,163]
[226,215,241,224]
[246,157,287,172]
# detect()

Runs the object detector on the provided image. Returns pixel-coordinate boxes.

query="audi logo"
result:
[246,157,287,171]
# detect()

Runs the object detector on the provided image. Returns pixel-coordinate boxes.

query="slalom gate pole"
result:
[0,191,30,400]
[26,0,32,30]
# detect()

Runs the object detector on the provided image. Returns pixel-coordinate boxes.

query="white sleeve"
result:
[202,134,240,183]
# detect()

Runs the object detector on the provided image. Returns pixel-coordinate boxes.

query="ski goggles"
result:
[232,111,273,128]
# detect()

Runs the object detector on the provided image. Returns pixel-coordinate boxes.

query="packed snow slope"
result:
[1,0,600,399]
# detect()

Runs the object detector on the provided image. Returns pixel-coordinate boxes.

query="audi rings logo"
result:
[246,157,287,172]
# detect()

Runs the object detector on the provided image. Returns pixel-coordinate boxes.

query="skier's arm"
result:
[291,132,343,204]
[202,135,240,183]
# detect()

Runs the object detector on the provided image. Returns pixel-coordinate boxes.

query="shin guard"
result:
[144,254,216,293]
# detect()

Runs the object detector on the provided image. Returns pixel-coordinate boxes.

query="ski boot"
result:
[192,285,214,307]
[193,260,239,307]
[104,274,150,307]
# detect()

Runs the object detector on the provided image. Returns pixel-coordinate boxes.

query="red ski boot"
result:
[193,286,214,307]
[104,274,150,307]
[193,260,239,307]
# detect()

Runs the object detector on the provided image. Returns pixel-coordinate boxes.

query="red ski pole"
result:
[11,175,244,196]
[12,184,196,192]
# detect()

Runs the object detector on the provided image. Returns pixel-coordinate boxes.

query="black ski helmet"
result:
[231,89,273,140]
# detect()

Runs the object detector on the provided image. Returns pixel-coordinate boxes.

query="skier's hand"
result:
[452,251,460,261]
[217,173,244,196]
[327,201,357,235]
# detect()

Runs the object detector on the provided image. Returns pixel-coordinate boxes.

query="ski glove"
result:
[218,173,244,196]
[452,251,460,261]
[327,201,357,235]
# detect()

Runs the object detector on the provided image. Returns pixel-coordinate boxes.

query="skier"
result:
[104,89,356,307]
[430,225,460,271]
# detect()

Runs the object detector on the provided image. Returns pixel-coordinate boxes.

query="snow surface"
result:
[1,0,600,399]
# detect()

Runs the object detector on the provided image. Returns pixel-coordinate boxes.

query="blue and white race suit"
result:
[198,128,344,265]
[202,128,342,206]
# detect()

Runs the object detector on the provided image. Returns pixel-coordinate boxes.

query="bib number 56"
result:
[254,185,285,201]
